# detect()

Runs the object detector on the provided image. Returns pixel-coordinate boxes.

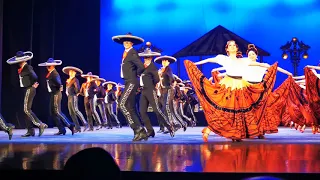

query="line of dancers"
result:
[0,34,198,141]
[184,40,320,142]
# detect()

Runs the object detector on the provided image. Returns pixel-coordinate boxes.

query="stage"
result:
[0,127,320,172]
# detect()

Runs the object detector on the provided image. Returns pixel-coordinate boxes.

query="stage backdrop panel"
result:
[100,0,320,88]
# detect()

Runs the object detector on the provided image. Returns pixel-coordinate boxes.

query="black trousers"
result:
[140,87,172,133]
[50,92,73,133]
[0,114,9,131]
[96,100,107,125]
[119,81,141,130]
[106,103,120,124]
[159,88,176,129]
[67,95,87,130]
[84,97,95,129]
[23,87,43,130]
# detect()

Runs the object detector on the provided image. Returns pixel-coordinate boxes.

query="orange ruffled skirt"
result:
[184,60,278,139]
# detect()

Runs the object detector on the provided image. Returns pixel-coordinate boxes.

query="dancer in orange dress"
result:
[185,40,279,142]
[303,66,320,133]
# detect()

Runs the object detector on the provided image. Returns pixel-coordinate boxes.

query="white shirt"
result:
[243,66,267,83]
[215,55,251,77]
[19,63,27,87]
[311,69,320,79]
[121,47,133,78]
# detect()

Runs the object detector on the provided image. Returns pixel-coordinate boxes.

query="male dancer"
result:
[0,115,14,140]
[138,44,174,137]
[62,66,88,133]
[38,58,75,135]
[7,51,47,137]
[103,81,121,128]
[79,72,99,131]
[95,77,107,129]
[112,32,148,141]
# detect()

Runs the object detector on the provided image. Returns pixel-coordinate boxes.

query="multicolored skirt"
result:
[184,60,278,139]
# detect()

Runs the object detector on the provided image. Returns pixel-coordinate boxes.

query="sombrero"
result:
[182,86,192,90]
[95,77,106,82]
[81,72,99,79]
[112,32,144,45]
[173,74,182,83]
[154,55,177,64]
[102,81,117,87]
[38,58,62,66]
[62,66,83,75]
[138,48,161,57]
[7,51,33,65]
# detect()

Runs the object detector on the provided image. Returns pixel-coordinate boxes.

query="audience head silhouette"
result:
[64,147,121,179]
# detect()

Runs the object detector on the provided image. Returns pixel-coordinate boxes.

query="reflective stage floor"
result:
[0,127,319,172]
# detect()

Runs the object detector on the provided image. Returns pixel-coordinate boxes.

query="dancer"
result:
[112,32,148,141]
[95,77,108,129]
[62,66,88,133]
[185,40,278,142]
[115,83,124,117]
[0,114,14,140]
[38,58,75,135]
[79,72,99,131]
[103,81,121,128]
[7,51,47,137]
[172,76,187,131]
[155,55,179,133]
[138,46,174,137]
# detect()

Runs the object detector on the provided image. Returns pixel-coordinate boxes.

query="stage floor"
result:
[0,127,320,172]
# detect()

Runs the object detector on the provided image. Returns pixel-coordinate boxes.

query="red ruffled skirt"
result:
[184,60,278,139]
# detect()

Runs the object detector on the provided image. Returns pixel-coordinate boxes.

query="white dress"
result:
[243,65,268,83]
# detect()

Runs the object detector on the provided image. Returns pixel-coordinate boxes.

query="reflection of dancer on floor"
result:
[38,58,75,136]
[6,51,47,137]
[103,81,122,128]
[185,40,278,142]
[62,66,88,133]
[181,85,198,125]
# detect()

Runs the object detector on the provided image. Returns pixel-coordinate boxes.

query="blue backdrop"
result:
[100,0,320,87]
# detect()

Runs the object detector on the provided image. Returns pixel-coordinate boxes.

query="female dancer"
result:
[62,66,88,133]
[185,40,278,142]
[155,55,178,133]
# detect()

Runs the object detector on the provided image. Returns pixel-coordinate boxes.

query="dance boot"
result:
[83,123,89,132]
[69,124,75,135]
[258,135,265,139]
[54,131,66,135]
[38,123,48,137]
[147,130,155,138]
[133,127,148,141]
[6,126,14,140]
[21,129,35,137]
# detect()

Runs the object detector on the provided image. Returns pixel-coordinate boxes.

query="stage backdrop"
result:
[1,0,100,128]
[100,0,320,88]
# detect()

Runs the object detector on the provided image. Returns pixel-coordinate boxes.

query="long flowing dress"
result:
[184,56,278,140]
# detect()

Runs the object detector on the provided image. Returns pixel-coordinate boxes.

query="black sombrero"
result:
[112,32,144,45]
[138,48,161,57]
[95,77,106,82]
[7,51,33,65]
[173,74,182,83]
[154,55,177,64]
[38,58,62,67]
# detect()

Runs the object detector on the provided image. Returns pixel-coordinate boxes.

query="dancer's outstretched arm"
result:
[194,55,224,65]
[249,62,292,76]
[306,65,320,71]
[211,67,225,73]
